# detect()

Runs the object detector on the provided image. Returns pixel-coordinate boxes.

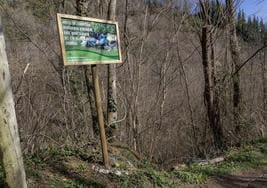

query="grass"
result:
[173,138,267,184]
[25,146,108,188]
[22,138,267,187]
[29,147,178,187]
[66,46,119,63]
[50,179,89,188]
[110,161,180,188]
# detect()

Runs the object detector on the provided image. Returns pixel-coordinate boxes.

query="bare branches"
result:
[234,44,267,75]
[0,5,62,76]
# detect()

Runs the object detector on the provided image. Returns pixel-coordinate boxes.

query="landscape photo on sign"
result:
[58,14,121,65]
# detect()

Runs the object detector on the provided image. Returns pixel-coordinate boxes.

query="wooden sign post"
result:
[91,64,109,167]
[57,14,122,168]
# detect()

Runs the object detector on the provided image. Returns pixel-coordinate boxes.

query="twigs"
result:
[233,44,267,75]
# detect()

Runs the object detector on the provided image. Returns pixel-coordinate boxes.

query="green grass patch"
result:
[23,139,267,187]
[112,161,178,188]
[50,179,106,188]
[50,179,89,188]
[31,146,101,163]
[173,139,267,184]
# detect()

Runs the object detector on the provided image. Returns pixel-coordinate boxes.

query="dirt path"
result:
[183,167,267,188]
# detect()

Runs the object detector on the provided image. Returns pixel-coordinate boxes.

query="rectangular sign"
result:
[57,14,122,65]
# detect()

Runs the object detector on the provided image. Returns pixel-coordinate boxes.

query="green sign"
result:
[57,14,122,65]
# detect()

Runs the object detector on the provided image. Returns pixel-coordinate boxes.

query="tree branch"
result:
[233,44,267,75]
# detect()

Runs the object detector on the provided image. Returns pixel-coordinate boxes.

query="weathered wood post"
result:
[0,16,27,188]
[91,65,109,167]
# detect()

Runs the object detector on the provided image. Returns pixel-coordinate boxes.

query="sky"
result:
[240,0,267,21]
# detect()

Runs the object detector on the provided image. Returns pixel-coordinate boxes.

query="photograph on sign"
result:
[57,14,122,65]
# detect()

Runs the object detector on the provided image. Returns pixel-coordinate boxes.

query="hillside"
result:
[1,138,264,187]
[0,0,266,187]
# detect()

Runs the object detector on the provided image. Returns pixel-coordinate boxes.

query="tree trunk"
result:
[76,0,109,167]
[84,67,98,135]
[262,45,267,136]
[200,22,223,150]
[226,0,242,138]
[210,31,223,149]
[107,0,118,141]
[75,0,98,137]
[0,17,27,188]
[76,0,88,16]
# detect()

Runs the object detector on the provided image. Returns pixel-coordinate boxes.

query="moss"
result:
[112,161,178,188]
[49,179,93,188]
[173,138,267,184]
[23,138,267,187]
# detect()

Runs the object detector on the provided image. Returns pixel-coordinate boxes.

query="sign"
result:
[57,14,122,65]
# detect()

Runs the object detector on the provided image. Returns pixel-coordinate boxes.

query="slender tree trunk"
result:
[76,0,109,167]
[226,0,242,138]
[123,0,132,146]
[132,5,149,152]
[201,26,212,128]
[176,37,198,155]
[84,67,98,135]
[262,45,267,136]
[210,31,223,149]
[201,24,223,150]
[107,0,118,141]
[75,0,98,137]
[124,0,128,37]
[0,17,27,188]
[123,0,133,147]
[201,26,212,147]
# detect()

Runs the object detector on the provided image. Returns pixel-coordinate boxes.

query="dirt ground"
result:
[183,167,267,188]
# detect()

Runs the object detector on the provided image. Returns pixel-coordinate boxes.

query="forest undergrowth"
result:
[0,138,266,187]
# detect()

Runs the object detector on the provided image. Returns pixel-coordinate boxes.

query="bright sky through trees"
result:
[187,0,267,21]
[240,0,267,20]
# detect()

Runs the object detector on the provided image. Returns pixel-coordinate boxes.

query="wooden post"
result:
[91,65,109,168]
[0,17,27,187]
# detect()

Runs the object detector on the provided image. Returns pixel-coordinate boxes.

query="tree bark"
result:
[210,30,223,149]
[0,17,27,188]
[75,0,98,136]
[201,25,223,150]
[262,45,267,136]
[84,67,98,135]
[76,0,88,16]
[198,0,224,149]
[226,0,242,137]
[107,0,118,141]
[76,0,109,167]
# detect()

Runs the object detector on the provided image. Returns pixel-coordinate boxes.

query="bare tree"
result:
[197,0,224,150]
[262,43,267,136]
[76,0,109,167]
[226,0,242,139]
[107,0,118,141]
[75,0,99,136]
